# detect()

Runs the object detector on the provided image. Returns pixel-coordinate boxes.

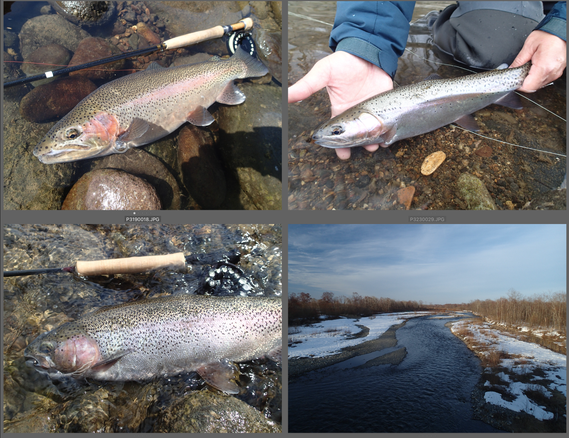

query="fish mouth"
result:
[312,133,365,149]
[34,144,105,164]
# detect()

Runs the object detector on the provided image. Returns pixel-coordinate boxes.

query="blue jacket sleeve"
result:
[330,1,415,78]
[535,2,566,41]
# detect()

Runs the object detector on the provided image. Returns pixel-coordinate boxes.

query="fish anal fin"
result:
[197,359,240,395]
[494,91,523,110]
[90,352,129,373]
[454,114,480,131]
[187,106,215,126]
[216,82,246,105]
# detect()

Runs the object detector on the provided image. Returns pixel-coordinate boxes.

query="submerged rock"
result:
[154,391,281,433]
[20,76,97,122]
[216,82,282,210]
[62,169,161,210]
[19,14,91,59]
[48,1,116,28]
[178,125,226,209]
[21,43,72,87]
[456,173,497,210]
[68,37,124,80]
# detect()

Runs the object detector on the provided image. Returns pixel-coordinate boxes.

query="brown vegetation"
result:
[467,289,566,334]
[288,291,427,324]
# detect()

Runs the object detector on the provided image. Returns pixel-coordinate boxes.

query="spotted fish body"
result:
[24,295,282,393]
[312,63,530,148]
[33,48,268,163]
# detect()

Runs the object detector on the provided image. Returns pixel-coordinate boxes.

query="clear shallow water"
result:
[289,314,503,433]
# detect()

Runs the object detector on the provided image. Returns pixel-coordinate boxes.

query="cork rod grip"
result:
[163,17,253,50]
[75,253,186,276]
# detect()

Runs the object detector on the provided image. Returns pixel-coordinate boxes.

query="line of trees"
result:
[289,291,427,324]
[467,289,566,333]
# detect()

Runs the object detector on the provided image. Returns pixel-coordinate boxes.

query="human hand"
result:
[288,51,393,160]
[510,30,566,92]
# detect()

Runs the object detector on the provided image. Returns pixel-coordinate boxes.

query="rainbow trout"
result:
[33,48,268,164]
[312,63,530,148]
[24,295,281,394]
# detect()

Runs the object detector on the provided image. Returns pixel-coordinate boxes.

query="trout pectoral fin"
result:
[187,106,215,126]
[197,359,240,395]
[118,118,170,147]
[90,352,129,373]
[216,82,246,105]
[266,347,282,362]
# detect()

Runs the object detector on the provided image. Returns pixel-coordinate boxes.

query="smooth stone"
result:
[421,151,446,175]
[457,173,497,210]
[397,186,415,210]
[21,43,72,86]
[19,76,98,122]
[475,145,493,157]
[91,148,182,210]
[178,125,226,209]
[19,14,91,59]
[61,168,161,210]
[47,1,116,27]
[68,37,125,80]
[134,22,161,45]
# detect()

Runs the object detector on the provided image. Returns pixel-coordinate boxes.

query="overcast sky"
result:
[288,224,566,304]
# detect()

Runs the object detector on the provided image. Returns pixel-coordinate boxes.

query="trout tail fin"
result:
[233,46,269,79]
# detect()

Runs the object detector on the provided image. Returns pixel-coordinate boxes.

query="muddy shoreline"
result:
[289,321,406,380]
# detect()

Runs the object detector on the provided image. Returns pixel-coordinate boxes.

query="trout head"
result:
[313,110,393,148]
[33,111,125,164]
[24,324,102,379]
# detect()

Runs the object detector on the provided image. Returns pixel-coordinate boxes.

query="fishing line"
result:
[288,11,333,27]
[450,124,566,158]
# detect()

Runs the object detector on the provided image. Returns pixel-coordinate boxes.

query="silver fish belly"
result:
[312,63,530,148]
[33,48,268,164]
[24,295,282,394]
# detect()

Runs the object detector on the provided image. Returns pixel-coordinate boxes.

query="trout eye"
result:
[330,125,344,136]
[65,128,81,140]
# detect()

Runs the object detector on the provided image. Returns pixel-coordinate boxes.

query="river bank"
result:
[448,318,566,432]
[289,321,406,379]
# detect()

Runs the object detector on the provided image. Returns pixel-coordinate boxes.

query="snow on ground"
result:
[288,312,431,359]
[451,319,566,421]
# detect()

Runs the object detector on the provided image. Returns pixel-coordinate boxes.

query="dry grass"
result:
[482,350,508,367]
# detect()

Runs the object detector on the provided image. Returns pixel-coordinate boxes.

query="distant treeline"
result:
[467,290,566,333]
[289,291,427,324]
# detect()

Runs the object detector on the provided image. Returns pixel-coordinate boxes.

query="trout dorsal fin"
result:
[146,62,166,71]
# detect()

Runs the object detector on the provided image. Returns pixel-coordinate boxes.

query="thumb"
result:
[288,59,331,103]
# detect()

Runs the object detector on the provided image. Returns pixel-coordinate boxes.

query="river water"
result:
[288,314,504,433]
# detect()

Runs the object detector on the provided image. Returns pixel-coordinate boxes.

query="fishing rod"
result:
[4,17,254,88]
[3,252,243,277]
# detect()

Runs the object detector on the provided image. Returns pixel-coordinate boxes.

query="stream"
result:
[288,314,504,433]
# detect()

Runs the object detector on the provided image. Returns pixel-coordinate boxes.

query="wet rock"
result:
[397,186,415,210]
[270,1,283,23]
[254,28,282,83]
[20,77,97,123]
[456,173,497,210]
[421,151,446,175]
[522,188,566,210]
[154,391,281,433]
[216,83,282,210]
[178,125,226,209]
[68,37,125,80]
[48,1,116,28]
[19,76,97,123]
[92,148,182,210]
[61,169,161,210]
[21,43,72,87]
[134,22,161,45]
[4,29,18,49]
[19,14,91,59]
[475,145,493,157]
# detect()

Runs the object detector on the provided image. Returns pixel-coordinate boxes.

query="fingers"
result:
[335,148,351,160]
